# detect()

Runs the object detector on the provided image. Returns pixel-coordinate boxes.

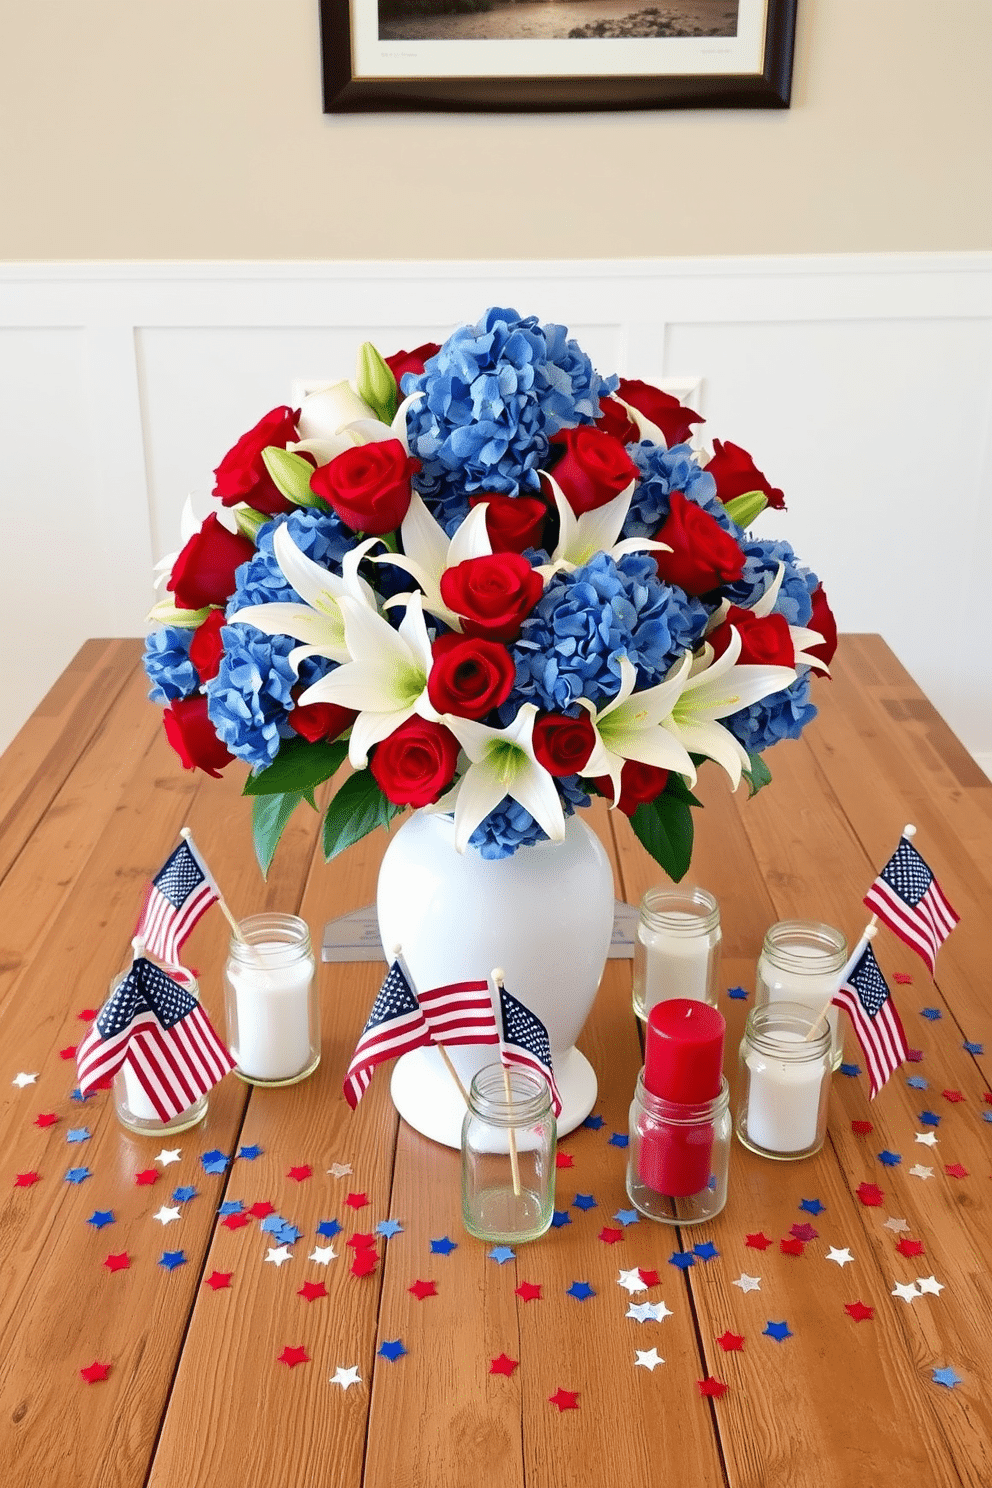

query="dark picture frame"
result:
[320,0,796,113]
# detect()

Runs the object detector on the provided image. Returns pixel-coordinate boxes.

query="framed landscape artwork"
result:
[319,0,796,112]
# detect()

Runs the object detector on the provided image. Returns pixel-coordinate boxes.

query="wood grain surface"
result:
[1,636,990,1488]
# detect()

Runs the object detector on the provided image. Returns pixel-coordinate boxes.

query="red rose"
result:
[188,609,227,682]
[708,607,795,668]
[532,712,596,778]
[806,586,838,667]
[309,439,420,536]
[593,760,670,816]
[370,717,460,807]
[427,634,515,720]
[706,439,786,511]
[468,494,547,554]
[384,343,442,384]
[162,695,234,778]
[547,427,638,517]
[439,553,543,643]
[212,406,300,516]
[595,396,641,446]
[288,698,356,743]
[652,492,746,596]
[167,514,256,611]
[616,379,703,448]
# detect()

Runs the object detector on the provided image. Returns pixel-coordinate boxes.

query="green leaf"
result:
[664,772,704,810]
[356,341,398,424]
[629,794,696,883]
[722,489,768,529]
[243,737,349,797]
[322,770,404,862]
[234,504,270,541]
[742,751,773,799]
[261,446,327,509]
[252,790,311,879]
[147,599,210,628]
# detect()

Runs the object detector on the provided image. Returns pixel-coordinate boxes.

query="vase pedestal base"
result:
[390,1044,598,1150]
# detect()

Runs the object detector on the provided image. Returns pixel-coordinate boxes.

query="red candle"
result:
[638,999,726,1198]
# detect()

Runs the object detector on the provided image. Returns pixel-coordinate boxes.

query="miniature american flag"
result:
[343,959,430,1109]
[76,957,235,1119]
[135,836,219,966]
[496,983,562,1116]
[832,942,907,1098]
[418,979,499,1047]
[864,835,959,974]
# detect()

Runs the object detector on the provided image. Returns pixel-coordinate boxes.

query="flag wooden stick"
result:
[392,946,469,1107]
[803,921,878,1042]
[180,827,246,943]
[491,968,522,1199]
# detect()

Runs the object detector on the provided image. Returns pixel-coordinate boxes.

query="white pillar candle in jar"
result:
[632,887,721,1020]
[737,1003,832,1159]
[224,914,319,1084]
[755,921,848,1069]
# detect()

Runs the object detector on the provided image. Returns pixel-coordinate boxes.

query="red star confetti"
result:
[515,1281,542,1302]
[983,1093,992,1106]
[845,1301,874,1322]
[204,1271,232,1290]
[298,1281,328,1302]
[896,1238,925,1257]
[555,1152,574,1169]
[14,1171,40,1188]
[351,1249,378,1278]
[945,1163,969,1179]
[745,1232,772,1251]
[780,1238,804,1257]
[409,1279,437,1300]
[905,1048,924,1063]
[346,1232,376,1250]
[716,1332,744,1352]
[893,972,913,985]
[697,1377,728,1398]
[856,1183,884,1207]
[490,1353,519,1377]
[344,1192,368,1210]
[598,1226,623,1245]
[34,1113,60,1128]
[135,1169,159,1187]
[221,1212,251,1231]
[549,1388,579,1412]
[288,1164,312,1182]
[790,1223,819,1242]
[80,1361,111,1384]
[277,1346,310,1368]
[77,1008,99,1021]
[638,1268,661,1288]
[58,1046,77,1061]
[942,1089,964,1103]
[103,1252,130,1273]
[249,1201,276,1220]
[851,1120,873,1135]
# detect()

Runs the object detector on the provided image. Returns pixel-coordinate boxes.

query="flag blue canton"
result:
[367,963,421,1027]
[848,948,890,1017]
[97,960,198,1037]
[153,843,208,909]
[879,840,932,907]
[500,988,553,1066]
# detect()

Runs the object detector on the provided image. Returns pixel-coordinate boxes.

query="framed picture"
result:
[320,0,796,113]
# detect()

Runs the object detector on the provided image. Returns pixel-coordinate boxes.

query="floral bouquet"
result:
[144,307,836,882]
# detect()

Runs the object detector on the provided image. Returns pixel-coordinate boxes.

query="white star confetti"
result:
[634,1348,665,1371]
[153,1206,181,1226]
[328,1162,352,1179]
[626,1299,672,1323]
[617,1268,648,1294]
[12,1072,38,1088]
[733,1273,761,1294]
[891,1280,920,1303]
[882,1217,909,1234]
[915,1132,938,1147]
[265,1245,293,1267]
[916,1275,945,1296]
[155,1148,182,1166]
[329,1365,361,1390]
[909,1164,934,1180]
[825,1247,854,1267]
[309,1244,337,1265]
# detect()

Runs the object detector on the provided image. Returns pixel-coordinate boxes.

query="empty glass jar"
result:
[461,1064,556,1243]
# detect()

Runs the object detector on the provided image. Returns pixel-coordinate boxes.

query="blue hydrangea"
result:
[506,552,707,714]
[468,776,590,860]
[143,626,198,703]
[227,508,354,613]
[205,627,331,772]
[402,307,616,533]
[622,442,725,539]
[725,672,818,755]
[721,538,818,626]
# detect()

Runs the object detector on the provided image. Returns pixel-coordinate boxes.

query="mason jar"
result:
[737,1001,832,1160]
[632,885,722,1021]
[626,1070,731,1225]
[224,914,319,1086]
[461,1064,556,1243]
[111,967,209,1136]
[755,920,848,1069]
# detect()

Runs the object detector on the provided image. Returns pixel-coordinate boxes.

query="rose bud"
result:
[309,438,420,536]
[162,695,234,778]
[212,405,300,516]
[706,439,786,511]
[652,492,746,596]
[369,717,460,807]
[592,760,670,816]
[615,379,704,449]
[288,698,357,744]
[427,634,516,720]
[532,712,596,777]
[167,514,256,612]
[806,586,838,667]
[439,553,544,643]
[708,607,795,668]
[468,494,547,554]
[188,609,227,683]
[546,426,638,517]
[595,396,641,446]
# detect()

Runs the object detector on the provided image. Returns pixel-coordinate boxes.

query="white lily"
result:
[290,389,423,468]
[375,493,493,629]
[298,590,437,768]
[434,703,566,853]
[579,655,698,806]
[705,564,829,673]
[536,473,669,579]
[227,522,378,666]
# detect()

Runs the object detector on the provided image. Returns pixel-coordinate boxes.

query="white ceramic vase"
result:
[377,810,615,1148]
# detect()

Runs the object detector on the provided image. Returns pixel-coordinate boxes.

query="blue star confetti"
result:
[70,1087,96,1103]
[316,1218,342,1239]
[172,1185,198,1203]
[489,1246,515,1264]
[573,1194,597,1211]
[919,1111,940,1127]
[66,1127,91,1144]
[65,1167,92,1185]
[218,1200,244,1216]
[983,1112,992,1126]
[693,1242,719,1261]
[613,1209,639,1227]
[964,1041,984,1055]
[583,1114,604,1130]
[237,1144,263,1160]
[200,1150,229,1174]
[376,1219,403,1239]
[87,1210,114,1229]
[906,1076,928,1090]
[159,1250,187,1271]
[275,1223,302,1245]
[764,1321,793,1342]
[260,1214,288,1235]
[567,1281,595,1301]
[799,1198,825,1215]
[551,1210,571,1229]
[430,1237,457,1256]
[840,1063,861,1078]
[727,986,749,1000]
[378,1339,407,1362]
[877,1150,902,1167]
[920,1008,941,1021]
[932,1367,962,1389]
[669,1251,695,1270]
[608,1133,629,1148]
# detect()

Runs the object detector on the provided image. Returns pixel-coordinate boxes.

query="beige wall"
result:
[1,1,990,260]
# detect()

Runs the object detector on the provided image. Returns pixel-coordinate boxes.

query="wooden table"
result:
[1,635,991,1488]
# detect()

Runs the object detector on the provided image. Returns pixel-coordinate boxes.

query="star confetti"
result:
[218,1200,243,1216]
[779,1238,804,1257]
[34,1113,60,1128]
[237,1144,263,1160]
[572,1193,597,1210]
[309,1245,336,1265]
[717,1331,744,1351]
[159,1250,187,1271]
[555,1152,574,1169]
[942,1089,965,1103]
[883,1217,909,1233]
[638,1269,661,1288]
[346,1232,375,1250]
[200,1151,229,1174]
[153,1206,181,1226]
[745,1232,772,1251]
[80,1361,111,1384]
[917,1275,945,1295]
[87,1210,114,1229]
[77,1008,99,1020]
[58,1045,77,1060]
[515,1281,541,1302]
[489,1247,515,1265]
[316,1218,342,1239]
[635,1349,665,1371]
[905,1048,924,1062]
[851,1120,873,1135]
[790,1224,818,1242]
[134,1169,159,1187]
[12,1072,38,1087]
[550,1211,571,1229]
[826,1248,854,1267]
[70,1088,96,1102]
[856,1183,883,1207]
[693,1242,719,1261]
[490,1353,518,1377]
[932,1367,962,1388]
[669,1251,695,1270]
[919,1111,940,1127]
[567,1281,595,1301]
[607,1133,628,1148]
[877,1150,901,1167]
[614,1209,640,1227]
[329,1365,361,1390]
[598,1227,623,1245]
[430,1236,457,1256]
[343,1191,368,1210]
[891,1281,920,1303]
[618,1269,647,1294]
[799,1198,825,1215]
[328,1161,352,1178]
[278,1346,309,1368]
[288,1165,312,1182]
[963,1041,984,1055]
[14,1172,40,1188]
[906,1076,929,1090]
[156,1148,182,1167]
[379,1340,406,1362]
[627,1299,672,1323]
[376,1219,403,1238]
[916,1132,939,1147]
[204,1271,232,1290]
[351,1249,378,1278]
[920,1007,941,1021]
[697,1377,728,1398]
[298,1281,327,1302]
[66,1127,90,1144]
[218,1210,249,1232]
[763,1320,792,1342]
[265,1245,293,1267]
[583,1114,604,1129]
[549,1389,579,1412]
[840,1063,861,1078]
[733,1273,761,1293]
[103,1252,130,1273]
[173,1186,198,1203]
[727,986,749,1000]
[893,972,913,984]
[945,1163,969,1179]
[65,1167,92,1185]
[409,1279,437,1300]
[845,1301,874,1322]
[909,1164,934,1180]
[896,1237,925,1258]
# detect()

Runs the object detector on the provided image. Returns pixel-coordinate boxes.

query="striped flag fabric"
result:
[343,958,430,1109]
[864,835,959,974]
[135,836,219,967]
[76,957,235,1120]
[496,983,562,1117]
[418,979,499,1048]
[831,942,907,1098]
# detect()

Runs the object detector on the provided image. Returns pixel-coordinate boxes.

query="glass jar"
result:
[755,920,847,1070]
[111,969,209,1136]
[632,885,721,1021]
[736,1001,832,1161]
[461,1064,556,1243]
[626,1070,731,1225]
[224,914,319,1086]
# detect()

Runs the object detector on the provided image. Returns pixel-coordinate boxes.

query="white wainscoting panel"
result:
[1,256,990,774]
